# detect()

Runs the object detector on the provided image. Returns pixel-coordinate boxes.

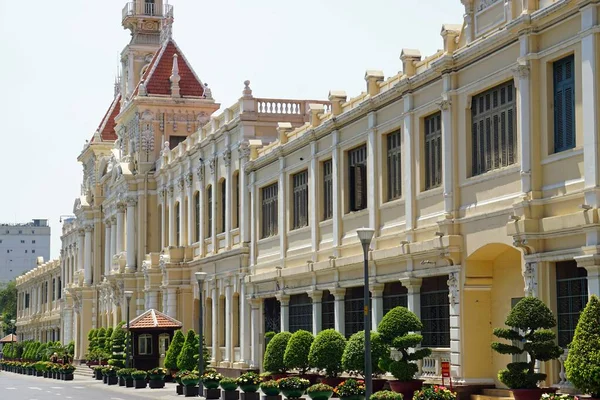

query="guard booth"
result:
[129,309,182,371]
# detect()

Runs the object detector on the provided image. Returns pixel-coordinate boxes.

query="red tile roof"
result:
[135,39,205,98]
[129,309,183,330]
[0,334,17,343]
[93,94,121,143]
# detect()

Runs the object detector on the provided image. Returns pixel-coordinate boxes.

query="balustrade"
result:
[418,348,450,380]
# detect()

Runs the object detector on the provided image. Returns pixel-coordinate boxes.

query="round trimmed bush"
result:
[308,329,346,378]
[378,306,423,343]
[165,330,185,370]
[284,330,314,374]
[342,330,389,378]
[565,295,600,397]
[263,331,292,373]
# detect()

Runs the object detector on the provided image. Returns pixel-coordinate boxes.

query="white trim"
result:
[541,148,584,165]
[541,177,585,192]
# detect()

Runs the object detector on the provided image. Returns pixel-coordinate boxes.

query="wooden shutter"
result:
[354,165,365,210]
[554,56,575,152]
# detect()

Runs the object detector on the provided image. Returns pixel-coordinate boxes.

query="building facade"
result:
[0,220,51,283]
[14,259,62,342]
[15,0,600,389]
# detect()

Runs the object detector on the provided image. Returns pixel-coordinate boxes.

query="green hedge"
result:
[308,329,346,378]
[264,331,292,373]
[284,330,314,374]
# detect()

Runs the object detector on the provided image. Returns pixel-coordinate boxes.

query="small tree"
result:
[565,295,600,398]
[491,296,562,389]
[263,331,292,374]
[108,322,126,368]
[377,306,431,382]
[342,330,389,378]
[193,333,211,368]
[105,327,113,354]
[165,330,185,370]
[308,329,346,378]
[284,330,314,374]
[87,329,97,354]
[177,329,198,372]
[96,327,107,352]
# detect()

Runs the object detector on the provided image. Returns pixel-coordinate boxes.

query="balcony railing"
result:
[122,2,174,21]
[417,348,451,381]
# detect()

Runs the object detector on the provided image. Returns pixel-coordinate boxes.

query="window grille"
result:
[348,145,367,211]
[383,282,408,315]
[321,290,335,330]
[344,287,371,337]
[471,81,516,176]
[420,276,450,347]
[289,293,312,333]
[264,297,281,334]
[261,183,278,238]
[387,131,402,200]
[424,113,442,190]
[292,170,309,229]
[556,261,588,347]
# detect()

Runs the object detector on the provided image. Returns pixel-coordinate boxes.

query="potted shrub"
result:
[236,372,261,400]
[220,377,240,400]
[413,385,456,400]
[165,329,185,376]
[117,368,135,387]
[181,372,200,397]
[177,330,198,372]
[308,329,346,387]
[104,365,119,385]
[202,370,224,399]
[284,330,316,382]
[307,383,334,400]
[60,364,75,381]
[261,380,282,399]
[92,365,103,380]
[370,391,403,400]
[377,307,431,399]
[264,331,292,379]
[131,370,147,389]
[148,367,167,388]
[565,295,600,399]
[491,297,563,400]
[342,330,389,392]
[278,377,310,400]
[334,379,365,400]
[108,322,126,369]
[174,369,190,395]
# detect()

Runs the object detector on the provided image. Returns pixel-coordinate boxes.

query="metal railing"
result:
[122,2,174,21]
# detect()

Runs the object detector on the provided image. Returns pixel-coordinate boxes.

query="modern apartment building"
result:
[0,220,51,283]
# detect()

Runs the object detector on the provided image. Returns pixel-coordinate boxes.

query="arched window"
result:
[220,179,226,233]
[206,185,212,238]
[233,172,240,229]
[138,334,153,355]
[194,192,200,242]
[175,202,180,247]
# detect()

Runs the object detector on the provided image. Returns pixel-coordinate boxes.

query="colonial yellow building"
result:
[16,0,600,390]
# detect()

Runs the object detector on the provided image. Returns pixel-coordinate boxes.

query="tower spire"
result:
[170,53,181,98]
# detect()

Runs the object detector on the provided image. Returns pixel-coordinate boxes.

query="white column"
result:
[279,294,290,332]
[401,278,422,319]
[440,74,454,214]
[126,197,137,272]
[403,95,415,240]
[198,177,205,255]
[186,177,194,245]
[250,297,261,368]
[224,282,233,365]
[371,284,384,332]
[104,221,111,277]
[332,288,345,336]
[116,204,125,254]
[309,290,322,336]
[367,112,379,237]
[515,36,532,194]
[239,146,251,244]
[162,288,168,313]
[225,151,233,249]
[110,216,117,259]
[581,6,600,207]
[448,272,462,378]
[309,142,319,254]
[160,190,166,249]
[332,131,341,254]
[84,225,93,285]
[239,278,250,365]
[211,159,217,252]
[278,157,287,262]
[586,266,600,297]
[211,286,219,363]
[167,288,177,318]
[77,230,85,273]
[169,186,176,247]
[148,290,158,310]
[249,172,257,266]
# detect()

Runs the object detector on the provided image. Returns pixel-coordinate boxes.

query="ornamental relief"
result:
[478,0,501,11]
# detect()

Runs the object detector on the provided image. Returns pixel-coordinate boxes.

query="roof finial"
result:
[139,80,147,96]
[170,53,181,98]
[203,83,213,100]
[243,80,252,98]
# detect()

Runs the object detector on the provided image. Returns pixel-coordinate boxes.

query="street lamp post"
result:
[356,228,375,400]
[124,291,133,368]
[195,272,207,398]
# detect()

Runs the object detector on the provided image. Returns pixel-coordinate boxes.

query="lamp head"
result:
[356,228,375,246]
[124,290,133,300]
[195,272,207,283]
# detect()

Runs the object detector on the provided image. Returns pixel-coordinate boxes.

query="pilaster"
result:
[370,284,385,331]
[308,290,323,336]
[278,294,290,333]
[331,288,346,336]
[400,277,422,319]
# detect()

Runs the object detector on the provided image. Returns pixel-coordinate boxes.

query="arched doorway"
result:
[462,243,523,386]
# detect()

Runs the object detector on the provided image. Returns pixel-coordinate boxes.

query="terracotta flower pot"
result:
[320,377,344,388]
[512,388,557,400]
[388,379,423,400]
[372,379,386,393]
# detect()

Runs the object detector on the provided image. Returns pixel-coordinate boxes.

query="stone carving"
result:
[447,272,460,306]
[126,196,137,207]
[438,100,451,111]
[238,143,250,160]
[203,83,213,100]
[161,141,170,157]
[513,63,530,79]
[523,262,537,297]
[223,150,231,167]
[209,157,216,175]
[177,177,185,192]
[196,164,205,182]
[168,185,175,198]
[159,254,169,286]
[196,112,209,127]
[478,0,500,11]
[185,172,194,188]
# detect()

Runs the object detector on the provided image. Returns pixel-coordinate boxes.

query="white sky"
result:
[0,0,465,260]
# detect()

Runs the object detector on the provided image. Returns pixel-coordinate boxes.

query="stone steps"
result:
[470,389,514,400]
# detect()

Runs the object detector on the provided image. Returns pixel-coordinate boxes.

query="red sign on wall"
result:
[441,361,451,378]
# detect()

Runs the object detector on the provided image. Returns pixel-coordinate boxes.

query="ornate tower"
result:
[120,0,174,99]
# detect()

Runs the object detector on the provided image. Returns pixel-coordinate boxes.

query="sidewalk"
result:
[70,374,183,400]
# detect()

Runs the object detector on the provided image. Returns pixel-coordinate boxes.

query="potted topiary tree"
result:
[165,329,184,376]
[131,369,148,389]
[491,297,563,400]
[342,330,390,392]
[86,329,98,365]
[308,329,346,387]
[377,306,431,399]
[108,322,126,369]
[565,295,600,399]
[177,330,198,372]
[284,330,314,379]
[148,367,167,388]
[264,331,292,379]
